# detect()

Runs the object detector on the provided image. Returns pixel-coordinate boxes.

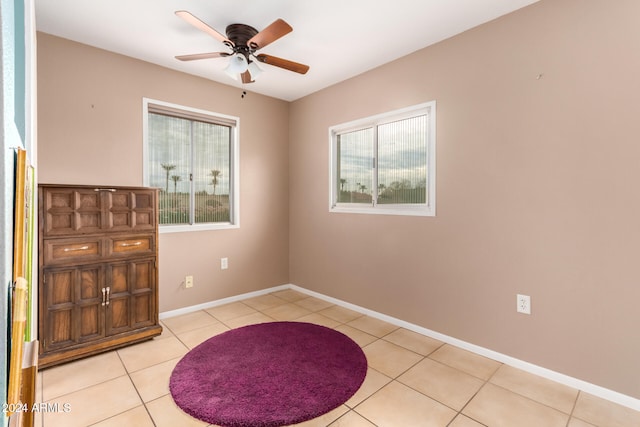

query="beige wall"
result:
[289,0,640,399]
[37,0,640,401]
[37,33,290,312]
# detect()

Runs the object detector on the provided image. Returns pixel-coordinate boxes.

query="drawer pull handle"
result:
[105,287,111,306]
[63,245,90,252]
[94,188,117,192]
[101,288,106,306]
[119,241,142,247]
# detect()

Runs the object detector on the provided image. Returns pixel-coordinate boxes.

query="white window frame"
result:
[329,101,436,216]
[142,98,240,233]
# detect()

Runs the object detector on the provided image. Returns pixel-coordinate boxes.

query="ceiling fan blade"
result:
[255,54,309,74]
[175,10,232,46]
[175,52,230,61]
[240,71,254,84]
[247,19,292,49]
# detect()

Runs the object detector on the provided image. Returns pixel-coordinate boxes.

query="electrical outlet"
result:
[185,275,193,288]
[221,258,228,270]
[517,294,531,314]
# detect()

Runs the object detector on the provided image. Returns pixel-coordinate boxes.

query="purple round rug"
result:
[169,321,368,427]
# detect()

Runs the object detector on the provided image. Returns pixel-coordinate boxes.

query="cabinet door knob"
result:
[94,188,117,192]
[101,288,106,306]
[105,287,111,306]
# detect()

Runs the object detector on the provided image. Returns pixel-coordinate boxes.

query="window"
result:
[143,99,239,232]
[329,101,436,216]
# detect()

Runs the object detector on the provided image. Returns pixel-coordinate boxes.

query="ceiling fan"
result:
[175,11,310,84]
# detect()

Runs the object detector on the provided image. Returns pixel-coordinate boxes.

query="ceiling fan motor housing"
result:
[226,23,259,54]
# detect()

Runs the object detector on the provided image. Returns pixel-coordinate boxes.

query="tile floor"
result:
[36,289,640,427]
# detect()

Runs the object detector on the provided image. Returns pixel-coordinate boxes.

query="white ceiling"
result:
[35,0,540,101]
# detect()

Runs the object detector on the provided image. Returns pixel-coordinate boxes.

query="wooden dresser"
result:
[38,184,162,368]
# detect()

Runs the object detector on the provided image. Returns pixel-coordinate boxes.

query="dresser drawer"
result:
[107,235,155,257]
[43,238,103,265]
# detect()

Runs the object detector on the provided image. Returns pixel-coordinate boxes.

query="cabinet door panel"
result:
[105,189,156,233]
[109,263,129,294]
[77,189,101,230]
[104,258,156,333]
[108,297,131,333]
[42,266,105,351]
[132,191,155,229]
[44,269,74,350]
[42,188,104,236]
[48,310,74,348]
[133,260,153,291]
[80,268,101,300]
[131,259,156,328]
[105,261,133,335]
[77,266,105,343]
[79,305,102,339]
[48,269,73,305]
[133,294,152,325]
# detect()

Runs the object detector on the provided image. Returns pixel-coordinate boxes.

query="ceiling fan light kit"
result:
[247,61,263,79]
[224,54,248,80]
[175,11,309,83]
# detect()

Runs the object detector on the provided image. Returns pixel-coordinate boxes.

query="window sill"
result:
[159,223,239,234]
[330,204,435,217]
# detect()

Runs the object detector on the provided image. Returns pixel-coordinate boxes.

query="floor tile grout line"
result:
[44,292,628,426]
[566,390,582,427]
[394,354,493,410]
[43,296,373,425]
[51,297,400,424]
[148,395,178,427]
[39,370,130,404]
[426,344,502,381]
[458,361,504,424]
[165,298,448,425]
[483,380,578,421]
[160,309,221,336]
[394,374,469,416]
[370,330,582,423]
[261,292,608,425]
[173,294,467,423]
[387,349,504,420]
[455,376,493,425]
[484,363,582,418]
[347,407,380,427]
[72,375,146,427]
[380,335,446,359]
[357,326,490,417]
[445,412,488,427]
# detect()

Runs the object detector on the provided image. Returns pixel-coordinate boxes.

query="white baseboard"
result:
[160,283,640,412]
[159,284,290,320]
